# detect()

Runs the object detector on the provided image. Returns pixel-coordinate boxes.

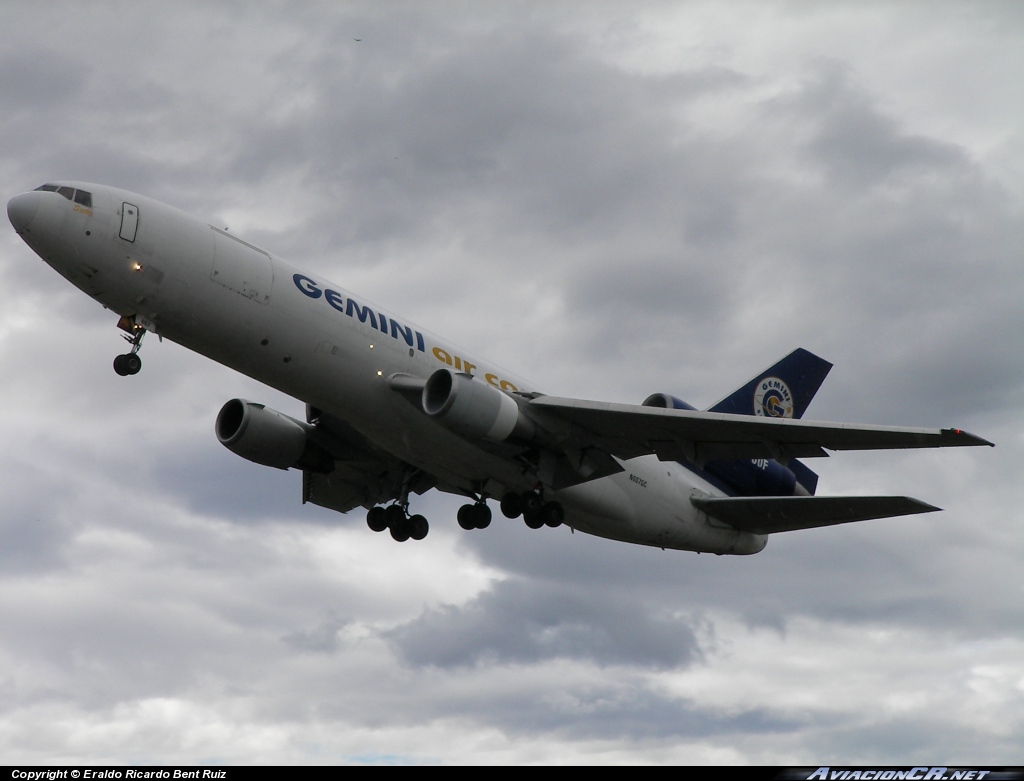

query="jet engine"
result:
[642,393,697,411]
[215,399,332,472]
[422,369,535,443]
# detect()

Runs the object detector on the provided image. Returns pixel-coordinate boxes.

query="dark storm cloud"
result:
[0,461,77,573]
[388,575,701,669]
[798,64,967,187]
[446,684,807,742]
[680,64,1024,427]
[157,445,307,523]
[221,19,751,267]
[0,1,1021,765]
[0,50,87,111]
[282,613,349,654]
[449,490,1023,640]
[811,714,1024,765]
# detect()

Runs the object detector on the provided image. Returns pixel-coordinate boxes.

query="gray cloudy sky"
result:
[1,1,1022,765]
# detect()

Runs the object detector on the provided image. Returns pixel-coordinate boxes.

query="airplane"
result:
[6,182,993,555]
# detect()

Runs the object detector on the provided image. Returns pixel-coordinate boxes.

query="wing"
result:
[528,396,993,466]
[303,408,436,514]
[691,495,938,534]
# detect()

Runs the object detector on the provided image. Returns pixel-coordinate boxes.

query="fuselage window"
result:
[74,190,92,207]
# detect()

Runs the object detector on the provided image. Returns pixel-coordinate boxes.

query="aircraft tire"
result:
[500,493,522,518]
[409,514,429,540]
[457,504,476,530]
[520,491,543,516]
[113,354,129,376]
[390,522,411,542]
[384,504,406,529]
[523,510,545,530]
[124,353,142,375]
[367,506,388,532]
[472,503,491,529]
[541,501,564,528]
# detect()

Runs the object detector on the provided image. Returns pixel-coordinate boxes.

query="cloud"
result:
[0,0,1021,765]
[388,576,702,669]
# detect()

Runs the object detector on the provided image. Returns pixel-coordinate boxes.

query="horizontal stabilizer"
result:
[691,495,940,534]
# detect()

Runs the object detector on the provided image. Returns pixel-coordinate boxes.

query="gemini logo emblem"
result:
[754,377,794,418]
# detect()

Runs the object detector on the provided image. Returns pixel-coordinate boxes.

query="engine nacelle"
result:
[216,399,331,471]
[422,369,534,442]
[642,392,697,411]
[703,456,798,497]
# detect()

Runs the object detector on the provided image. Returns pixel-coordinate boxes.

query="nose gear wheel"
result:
[113,315,147,376]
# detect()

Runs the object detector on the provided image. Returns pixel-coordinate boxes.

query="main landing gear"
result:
[500,490,564,530]
[113,315,146,376]
[366,504,429,542]
[455,484,564,534]
[457,501,492,530]
[364,490,564,542]
[457,492,562,532]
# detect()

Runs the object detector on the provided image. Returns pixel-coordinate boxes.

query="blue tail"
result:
[707,348,832,496]
[708,347,832,420]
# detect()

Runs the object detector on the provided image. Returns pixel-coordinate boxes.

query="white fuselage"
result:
[9,182,767,555]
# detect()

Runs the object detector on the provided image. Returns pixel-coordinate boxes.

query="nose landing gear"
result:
[113,315,148,376]
[113,352,142,376]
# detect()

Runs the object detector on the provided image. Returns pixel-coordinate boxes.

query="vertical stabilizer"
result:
[708,347,832,420]
[706,348,831,496]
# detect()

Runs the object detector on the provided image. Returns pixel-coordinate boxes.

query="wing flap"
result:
[305,469,368,514]
[691,495,940,534]
[301,408,437,515]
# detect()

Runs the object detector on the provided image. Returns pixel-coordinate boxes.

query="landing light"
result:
[131,261,142,271]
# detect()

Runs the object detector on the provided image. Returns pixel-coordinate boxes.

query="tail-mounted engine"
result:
[642,393,697,412]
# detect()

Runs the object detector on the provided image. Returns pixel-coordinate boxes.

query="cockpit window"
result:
[35,184,92,207]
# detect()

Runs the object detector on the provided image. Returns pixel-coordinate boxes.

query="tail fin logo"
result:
[754,377,794,418]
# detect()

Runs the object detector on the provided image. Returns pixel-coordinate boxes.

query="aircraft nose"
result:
[7,191,41,233]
